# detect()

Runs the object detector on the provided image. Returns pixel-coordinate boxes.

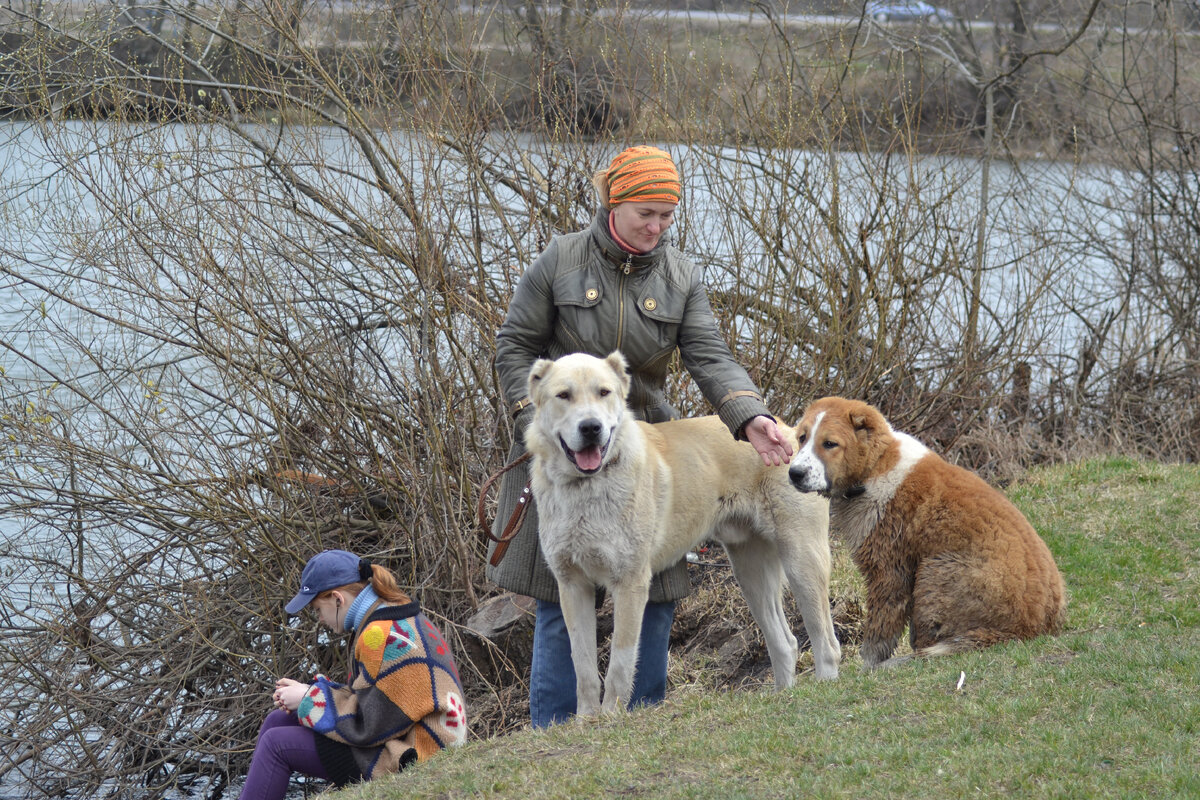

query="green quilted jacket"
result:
[487,208,773,602]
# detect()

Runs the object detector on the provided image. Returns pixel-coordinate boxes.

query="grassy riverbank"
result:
[344,457,1199,799]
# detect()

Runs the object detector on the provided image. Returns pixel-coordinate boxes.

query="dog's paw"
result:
[859,640,896,669]
[576,696,601,718]
[599,696,627,716]
[876,653,915,669]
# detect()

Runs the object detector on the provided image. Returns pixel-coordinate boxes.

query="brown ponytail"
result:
[366,563,411,604]
[317,563,411,605]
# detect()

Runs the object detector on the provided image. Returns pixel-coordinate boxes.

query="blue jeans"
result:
[530,597,675,728]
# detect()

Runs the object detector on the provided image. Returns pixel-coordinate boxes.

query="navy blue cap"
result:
[285,550,363,615]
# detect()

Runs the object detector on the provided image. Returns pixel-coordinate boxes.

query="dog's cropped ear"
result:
[527,358,556,406]
[604,350,631,398]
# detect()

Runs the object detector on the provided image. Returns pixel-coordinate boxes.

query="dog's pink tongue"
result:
[575,446,603,471]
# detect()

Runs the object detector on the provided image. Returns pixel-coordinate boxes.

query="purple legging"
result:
[238,709,329,800]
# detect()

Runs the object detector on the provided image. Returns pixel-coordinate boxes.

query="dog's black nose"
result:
[578,418,604,443]
[788,466,807,489]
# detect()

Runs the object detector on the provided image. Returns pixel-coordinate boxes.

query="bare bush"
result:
[0,1,1197,798]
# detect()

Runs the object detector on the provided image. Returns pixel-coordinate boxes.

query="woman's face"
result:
[610,201,676,253]
[310,591,349,632]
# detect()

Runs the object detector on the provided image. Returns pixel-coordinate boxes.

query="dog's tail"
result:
[878,628,1055,668]
[915,628,1029,658]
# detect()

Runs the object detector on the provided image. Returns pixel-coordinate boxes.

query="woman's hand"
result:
[743,415,794,466]
[273,678,310,712]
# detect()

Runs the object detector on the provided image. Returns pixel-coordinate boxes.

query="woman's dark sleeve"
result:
[675,272,773,438]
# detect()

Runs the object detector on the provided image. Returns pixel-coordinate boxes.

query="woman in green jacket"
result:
[488,145,792,727]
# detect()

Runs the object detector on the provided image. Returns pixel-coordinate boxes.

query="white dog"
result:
[524,351,840,716]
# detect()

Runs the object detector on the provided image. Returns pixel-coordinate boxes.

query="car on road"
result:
[865,1,954,22]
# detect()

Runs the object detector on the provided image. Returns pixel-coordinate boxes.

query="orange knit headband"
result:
[606,146,681,206]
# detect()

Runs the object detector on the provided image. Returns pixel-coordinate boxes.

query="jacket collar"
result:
[362,598,421,625]
[588,208,668,273]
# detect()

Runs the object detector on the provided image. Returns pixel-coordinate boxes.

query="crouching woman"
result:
[239,550,467,799]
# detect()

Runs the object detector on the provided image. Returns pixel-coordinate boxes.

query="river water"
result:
[0,116,1125,625]
[0,119,1121,385]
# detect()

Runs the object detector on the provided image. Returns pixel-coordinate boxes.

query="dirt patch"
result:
[672,546,863,690]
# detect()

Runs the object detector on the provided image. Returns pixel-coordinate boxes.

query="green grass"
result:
[345,458,1200,800]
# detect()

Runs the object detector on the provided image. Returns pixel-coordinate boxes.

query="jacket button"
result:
[643,297,657,311]
[585,288,599,301]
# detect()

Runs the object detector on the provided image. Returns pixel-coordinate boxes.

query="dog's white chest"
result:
[535,476,646,583]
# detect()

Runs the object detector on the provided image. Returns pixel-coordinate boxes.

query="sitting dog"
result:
[524,351,840,715]
[787,396,1066,668]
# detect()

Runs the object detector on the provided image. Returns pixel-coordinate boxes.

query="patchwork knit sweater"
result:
[296,600,466,787]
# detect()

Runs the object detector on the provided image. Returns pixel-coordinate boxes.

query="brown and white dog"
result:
[787,396,1066,668]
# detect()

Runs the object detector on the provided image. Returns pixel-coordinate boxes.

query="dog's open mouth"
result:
[560,437,608,474]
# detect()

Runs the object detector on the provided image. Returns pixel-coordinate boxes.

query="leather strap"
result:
[477,452,533,567]
[510,397,532,417]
